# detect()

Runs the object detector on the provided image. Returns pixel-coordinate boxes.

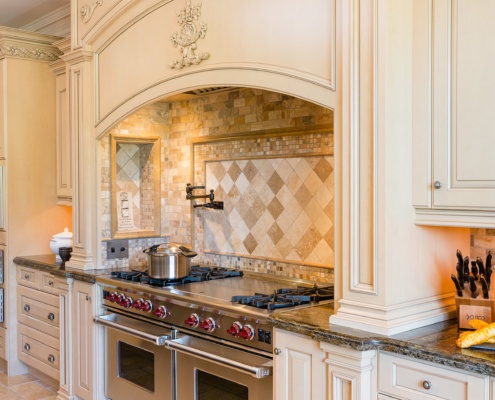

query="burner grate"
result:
[232,284,334,310]
[110,265,243,286]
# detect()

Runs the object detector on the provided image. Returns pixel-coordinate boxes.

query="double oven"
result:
[95,268,333,400]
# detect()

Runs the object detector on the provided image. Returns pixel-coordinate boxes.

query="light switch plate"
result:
[106,239,129,259]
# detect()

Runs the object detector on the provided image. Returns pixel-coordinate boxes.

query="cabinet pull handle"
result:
[274,348,281,355]
[24,305,30,312]
[433,181,442,189]
[48,355,55,363]
[24,343,30,351]
[422,380,432,390]
[48,313,55,321]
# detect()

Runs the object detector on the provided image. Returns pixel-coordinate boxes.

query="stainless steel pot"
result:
[143,243,197,279]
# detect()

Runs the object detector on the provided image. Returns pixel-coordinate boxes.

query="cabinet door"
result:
[72,280,95,399]
[55,71,72,204]
[274,329,325,400]
[432,0,495,209]
[414,0,495,221]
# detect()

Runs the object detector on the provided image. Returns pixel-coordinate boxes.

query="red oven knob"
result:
[140,300,153,313]
[153,305,168,319]
[119,296,133,308]
[184,313,200,328]
[238,324,255,341]
[226,322,242,336]
[199,317,216,332]
[132,298,144,310]
[114,293,125,304]
[105,292,118,303]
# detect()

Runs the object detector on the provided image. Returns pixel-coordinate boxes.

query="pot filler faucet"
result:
[186,183,224,210]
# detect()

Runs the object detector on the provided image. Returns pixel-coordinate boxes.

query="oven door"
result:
[167,336,273,400]
[95,313,174,400]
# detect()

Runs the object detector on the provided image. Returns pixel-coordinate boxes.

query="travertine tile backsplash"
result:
[100,88,334,282]
[471,229,495,265]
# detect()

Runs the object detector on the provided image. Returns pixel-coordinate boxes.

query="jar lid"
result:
[52,227,73,239]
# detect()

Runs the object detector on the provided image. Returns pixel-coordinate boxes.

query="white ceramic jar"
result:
[50,228,73,261]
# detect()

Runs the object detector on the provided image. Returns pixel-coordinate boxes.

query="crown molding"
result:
[21,4,71,38]
[0,27,62,62]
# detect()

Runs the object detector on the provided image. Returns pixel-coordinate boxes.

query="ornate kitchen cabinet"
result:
[14,263,101,400]
[50,38,72,206]
[378,352,488,400]
[16,266,66,383]
[72,279,99,400]
[274,329,377,400]
[321,342,376,400]
[413,0,495,227]
[274,329,327,400]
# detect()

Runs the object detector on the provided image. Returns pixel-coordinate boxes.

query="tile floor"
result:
[0,366,58,399]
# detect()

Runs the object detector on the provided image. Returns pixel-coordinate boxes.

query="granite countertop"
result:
[13,254,123,284]
[14,255,495,377]
[269,304,495,377]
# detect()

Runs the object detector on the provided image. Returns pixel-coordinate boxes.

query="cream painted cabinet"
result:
[274,329,326,400]
[378,352,488,400]
[51,38,72,205]
[16,266,68,383]
[321,342,376,400]
[72,280,97,400]
[413,0,495,227]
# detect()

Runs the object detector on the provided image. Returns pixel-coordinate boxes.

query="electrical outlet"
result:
[106,239,129,259]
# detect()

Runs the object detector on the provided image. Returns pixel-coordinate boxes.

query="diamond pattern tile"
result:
[203,156,334,266]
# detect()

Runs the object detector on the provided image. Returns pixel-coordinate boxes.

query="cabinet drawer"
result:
[18,324,59,380]
[378,352,488,400]
[40,272,68,294]
[18,286,59,338]
[17,266,40,288]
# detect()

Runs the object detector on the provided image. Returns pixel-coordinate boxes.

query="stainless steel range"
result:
[95,265,333,400]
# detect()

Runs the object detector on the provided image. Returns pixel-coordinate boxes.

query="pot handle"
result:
[143,243,166,254]
[179,246,198,258]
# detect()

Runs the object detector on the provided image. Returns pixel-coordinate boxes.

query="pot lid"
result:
[52,227,72,239]
[144,243,197,257]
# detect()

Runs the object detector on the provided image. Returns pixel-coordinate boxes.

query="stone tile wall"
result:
[100,88,335,282]
[471,229,495,266]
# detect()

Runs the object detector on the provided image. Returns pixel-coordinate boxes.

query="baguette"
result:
[456,322,495,348]
[469,319,489,330]
[458,330,495,343]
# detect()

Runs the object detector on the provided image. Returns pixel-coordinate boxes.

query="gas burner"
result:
[110,270,144,282]
[110,265,243,286]
[231,284,334,310]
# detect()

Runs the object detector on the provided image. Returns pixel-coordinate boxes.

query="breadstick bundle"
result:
[456,319,495,348]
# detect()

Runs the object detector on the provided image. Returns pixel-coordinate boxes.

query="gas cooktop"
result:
[98,265,334,315]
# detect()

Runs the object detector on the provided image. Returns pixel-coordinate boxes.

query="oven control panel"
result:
[101,287,273,352]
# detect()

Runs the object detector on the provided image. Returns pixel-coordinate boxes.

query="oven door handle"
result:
[166,337,272,379]
[94,314,171,346]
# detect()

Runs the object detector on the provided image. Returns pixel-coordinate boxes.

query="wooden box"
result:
[455,296,495,330]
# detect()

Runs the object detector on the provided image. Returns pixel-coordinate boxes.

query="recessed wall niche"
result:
[110,134,161,238]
